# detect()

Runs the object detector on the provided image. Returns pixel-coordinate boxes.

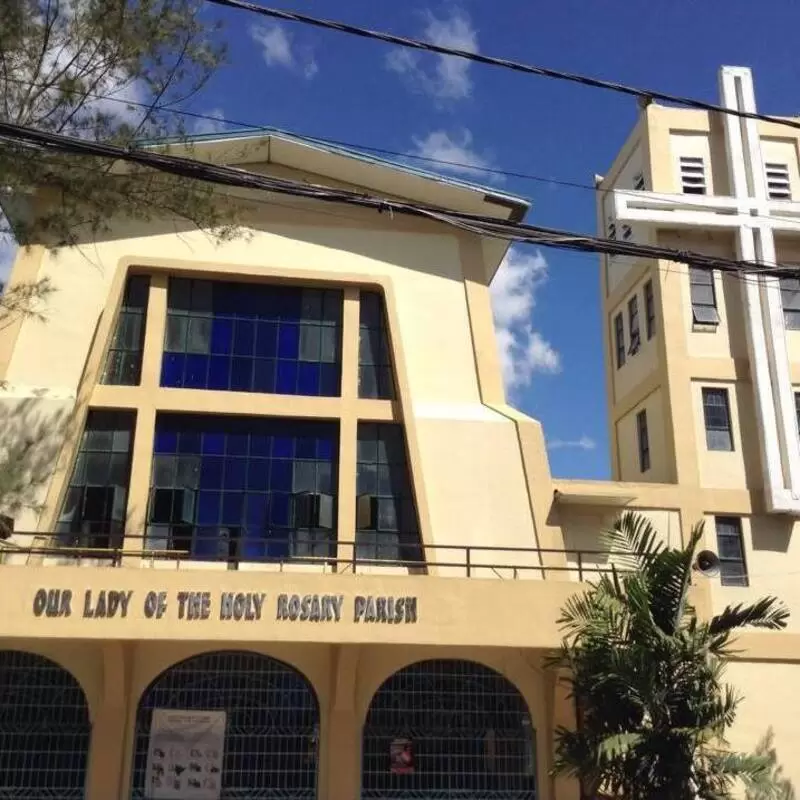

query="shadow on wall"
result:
[751,517,793,555]
[0,397,75,533]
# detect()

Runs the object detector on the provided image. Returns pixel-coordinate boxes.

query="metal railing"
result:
[0,533,615,580]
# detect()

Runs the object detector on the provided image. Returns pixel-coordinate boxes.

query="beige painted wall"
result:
[615,388,669,483]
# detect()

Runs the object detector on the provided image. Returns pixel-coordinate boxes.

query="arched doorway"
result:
[362,659,537,799]
[0,650,91,799]
[130,650,319,799]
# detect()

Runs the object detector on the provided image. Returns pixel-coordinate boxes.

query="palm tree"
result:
[548,511,790,800]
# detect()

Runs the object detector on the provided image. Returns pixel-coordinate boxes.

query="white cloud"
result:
[409,129,499,182]
[386,8,477,101]
[192,108,228,136]
[250,23,318,79]
[490,247,561,389]
[547,436,596,451]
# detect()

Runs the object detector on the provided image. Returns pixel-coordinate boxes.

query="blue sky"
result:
[5,0,800,479]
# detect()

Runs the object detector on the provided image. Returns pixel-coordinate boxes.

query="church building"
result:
[0,64,797,799]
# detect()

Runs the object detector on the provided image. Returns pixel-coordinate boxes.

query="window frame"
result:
[714,516,749,587]
[628,295,641,356]
[614,312,625,369]
[702,387,734,452]
[689,266,720,326]
[679,155,707,195]
[765,162,791,201]
[644,279,656,340]
[780,276,800,331]
[636,409,650,473]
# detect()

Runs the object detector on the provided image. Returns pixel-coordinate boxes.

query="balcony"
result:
[1,532,615,581]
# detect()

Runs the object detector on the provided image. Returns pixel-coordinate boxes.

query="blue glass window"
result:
[56,410,136,551]
[161,278,342,397]
[148,414,339,562]
[102,275,150,385]
[359,291,395,399]
[355,423,421,563]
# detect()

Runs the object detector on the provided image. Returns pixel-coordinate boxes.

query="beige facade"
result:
[0,105,797,799]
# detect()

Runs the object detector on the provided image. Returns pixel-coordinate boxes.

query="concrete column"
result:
[336,288,360,571]
[85,643,129,800]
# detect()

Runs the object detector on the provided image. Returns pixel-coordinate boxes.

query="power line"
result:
[6,74,800,234]
[205,0,800,134]
[1,118,798,280]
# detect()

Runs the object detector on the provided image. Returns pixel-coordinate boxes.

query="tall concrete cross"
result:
[613,66,800,513]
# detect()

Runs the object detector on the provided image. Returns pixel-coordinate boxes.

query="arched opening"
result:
[362,659,537,799]
[0,650,91,799]
[130,650,320,799]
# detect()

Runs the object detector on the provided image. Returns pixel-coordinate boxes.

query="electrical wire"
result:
[205,0,800,134]
[6,73,800,234]
[2,118,800,280]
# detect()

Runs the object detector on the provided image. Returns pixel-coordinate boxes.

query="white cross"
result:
[611,66,800,513]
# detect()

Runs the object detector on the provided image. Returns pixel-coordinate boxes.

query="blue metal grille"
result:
[0,650,90,800]
[362,660,536,800]
[131,651,319,799]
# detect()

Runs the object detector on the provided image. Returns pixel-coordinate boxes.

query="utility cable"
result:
[1,118,799,279]
[6,74,800,234]
[205,0,800,134]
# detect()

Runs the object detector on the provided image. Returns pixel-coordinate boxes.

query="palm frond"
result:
[709,597,790,637]
[601,510,664,571]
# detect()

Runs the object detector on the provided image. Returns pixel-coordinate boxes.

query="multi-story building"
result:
[0,66,797,799]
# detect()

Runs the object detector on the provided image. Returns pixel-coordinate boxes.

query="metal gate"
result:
[0,650,91,800]
[361,659,537,800]
[130,650,319,799]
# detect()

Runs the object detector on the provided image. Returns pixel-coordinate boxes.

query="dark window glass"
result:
[636,409,650,473]
[102,275,150,385]
[689,267,720,326]
[161,278,343,397]
[644,279,656,340]
[55,410,135,551]
[359,291,395,399]
[148,414,338,563]
[702,387,733,451]
[796,393,800,436]
[356,423,422,564]
[715,516,748,587]
[614,313,625,369]
[628,295,640,356]
[780,276,800,331]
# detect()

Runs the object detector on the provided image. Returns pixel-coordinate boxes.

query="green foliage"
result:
[745,728,796,800]
[548,510,790,800]
[0,0,238,248]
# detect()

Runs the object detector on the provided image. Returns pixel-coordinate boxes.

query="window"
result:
[614,313,625,368]
[715,517,748,587]
[795,390,800,446]
[636,409,650,473]
[679,156,707,194]
[56,410,136,550]
[766,162,791,201]
[161,278,343,397]
[689,266,720,325]
[359,291,395,399]
[702,387,734,451]
[780,277,800,330]
[102,275,149,385]
[644,279,656,340]
[148,414,339,562]
[633,172,646,191]
[628,295,641,355]
[356,423,422,563]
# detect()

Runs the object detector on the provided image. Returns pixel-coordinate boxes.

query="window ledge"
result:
[692,322,719,334]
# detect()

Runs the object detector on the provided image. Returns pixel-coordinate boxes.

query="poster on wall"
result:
[145,709,227,800]
[390,738,414,774]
